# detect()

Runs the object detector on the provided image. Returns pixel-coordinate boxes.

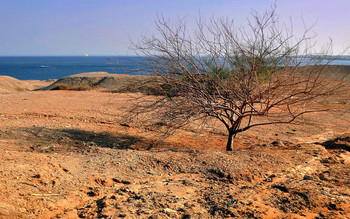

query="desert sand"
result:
[0,72,349,218]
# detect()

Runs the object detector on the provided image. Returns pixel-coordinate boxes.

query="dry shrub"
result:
[130,6,345,151]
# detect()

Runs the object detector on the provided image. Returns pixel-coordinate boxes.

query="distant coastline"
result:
[0,56,350,81]
[0,56,147,80]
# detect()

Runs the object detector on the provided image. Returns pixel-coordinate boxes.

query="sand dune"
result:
[0,75,34,94]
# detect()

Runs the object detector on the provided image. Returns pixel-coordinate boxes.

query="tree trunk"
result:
[226,131,234,151]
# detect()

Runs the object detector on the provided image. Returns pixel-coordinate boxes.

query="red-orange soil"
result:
[0,77,349,218]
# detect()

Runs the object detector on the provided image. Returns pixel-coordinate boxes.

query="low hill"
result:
[0,76,34,94]
[40,72,166,95]
[41,72,150,91]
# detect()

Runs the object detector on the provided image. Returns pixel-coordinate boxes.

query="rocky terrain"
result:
[0,73,349,218]
[39,72,153,93]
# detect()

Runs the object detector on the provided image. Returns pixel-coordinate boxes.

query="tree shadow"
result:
[60,128,141,149]
[321,136,350,152]
[13,127,144,150]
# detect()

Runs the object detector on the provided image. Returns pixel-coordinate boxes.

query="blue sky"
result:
[0,0,349,56]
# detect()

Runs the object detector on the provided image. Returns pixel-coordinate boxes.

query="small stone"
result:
[87,191,98,197]
[328,202,337,210]
[182,213,191,219]
[319,174,329,181]
[303,175,313,180]
[271,141,279,146]
[118,213,126,217]
[239,201,247,205]
[163,208,177,216]
[271,140,285,147]
[137,208,151,214]
[32,174,41,179]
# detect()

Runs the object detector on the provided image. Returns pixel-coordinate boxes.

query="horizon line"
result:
[0,55,140,57]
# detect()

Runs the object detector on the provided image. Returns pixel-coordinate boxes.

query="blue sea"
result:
[0,56,147,80]
[1,56,350,80]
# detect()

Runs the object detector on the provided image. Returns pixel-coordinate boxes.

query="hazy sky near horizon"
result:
[1,0,349,56]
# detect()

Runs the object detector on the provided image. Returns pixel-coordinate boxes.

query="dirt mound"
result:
[0,76,34,93]
[41,72,152,92]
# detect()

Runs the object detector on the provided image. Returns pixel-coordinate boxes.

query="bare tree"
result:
[130,7,342,151]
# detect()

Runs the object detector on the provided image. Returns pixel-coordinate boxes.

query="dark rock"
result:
[319,173,329,181]
[272,184,289,193]
[32,174,41,178]
[328,202,337,210]
[303,175,314,180]
[182,213,191,219]
[87,191,98,197]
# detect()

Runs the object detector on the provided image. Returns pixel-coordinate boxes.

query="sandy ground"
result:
[0,78,349,218]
